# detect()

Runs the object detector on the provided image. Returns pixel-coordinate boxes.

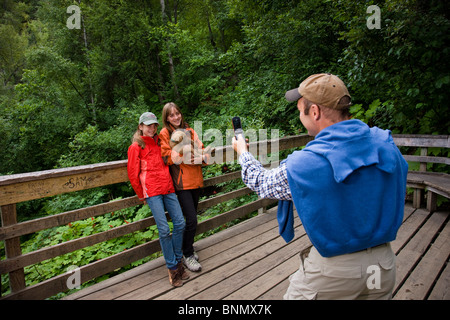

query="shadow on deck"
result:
[65,203,449,300]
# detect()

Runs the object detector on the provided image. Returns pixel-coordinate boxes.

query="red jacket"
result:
[127,135,175,200]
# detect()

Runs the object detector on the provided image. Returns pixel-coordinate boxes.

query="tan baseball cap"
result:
[285,73,351,109]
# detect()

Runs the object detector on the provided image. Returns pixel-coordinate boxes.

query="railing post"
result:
[257,196,267,215]
[1,204,26,294]
[419,147,428,172]
[413,147,428,208]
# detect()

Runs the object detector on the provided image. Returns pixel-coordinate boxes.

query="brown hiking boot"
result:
[168,268,183,287]
[177,262,190,280]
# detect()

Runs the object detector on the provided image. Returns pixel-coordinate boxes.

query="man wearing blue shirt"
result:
[232,73,408,300]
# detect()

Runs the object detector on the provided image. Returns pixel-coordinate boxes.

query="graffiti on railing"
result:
[63,176,94,190]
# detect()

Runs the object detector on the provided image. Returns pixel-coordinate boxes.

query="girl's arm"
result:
[160,129,183,165]
[127,144,144,200]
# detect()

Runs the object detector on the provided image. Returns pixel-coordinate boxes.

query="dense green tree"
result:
[1,0,448,173]
[336,0,450,134]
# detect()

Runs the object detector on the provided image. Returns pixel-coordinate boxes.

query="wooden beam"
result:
[0,160,127,187]
[392,135,449,148]
[0,167,129,206]
[197,187,252,211]
[196,198,278,235]
[403,155,450,165]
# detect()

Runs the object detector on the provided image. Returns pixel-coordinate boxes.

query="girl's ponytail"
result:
[132,127,146,149]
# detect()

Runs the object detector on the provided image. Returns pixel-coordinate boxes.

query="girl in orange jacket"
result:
[127,112,188,287]
[159,103,208,272]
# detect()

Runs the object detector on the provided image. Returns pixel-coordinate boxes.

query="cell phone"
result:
[232,117,244,140]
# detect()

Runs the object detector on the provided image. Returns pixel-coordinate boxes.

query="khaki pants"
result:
[284,243,396,300]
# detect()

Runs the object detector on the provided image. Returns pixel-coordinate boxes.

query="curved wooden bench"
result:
[406,171,450,212]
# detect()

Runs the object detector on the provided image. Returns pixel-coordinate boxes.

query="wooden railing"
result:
[0,135,313,300]
[1,133,448,300]
[392,134,449,212]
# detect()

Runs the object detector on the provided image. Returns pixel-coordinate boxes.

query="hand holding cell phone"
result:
[232,117,248,155]
[232,117,244,140]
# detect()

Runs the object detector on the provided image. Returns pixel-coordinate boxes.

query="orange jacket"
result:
[159,127,205,191]
[127,135,175,199]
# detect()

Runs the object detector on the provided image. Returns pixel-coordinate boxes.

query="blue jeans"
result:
[146,193,185,269]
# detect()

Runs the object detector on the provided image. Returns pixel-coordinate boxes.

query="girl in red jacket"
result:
[127,112,188,287]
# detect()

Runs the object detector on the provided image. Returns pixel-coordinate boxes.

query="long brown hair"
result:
[131,126,146,149]
[162,102,189,135]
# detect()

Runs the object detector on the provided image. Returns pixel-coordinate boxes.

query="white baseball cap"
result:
[139,112,159,125]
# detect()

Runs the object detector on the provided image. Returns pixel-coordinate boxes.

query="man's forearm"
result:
[239,152,292,201]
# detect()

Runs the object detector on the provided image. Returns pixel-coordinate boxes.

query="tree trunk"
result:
[79,0,96,124]
[155,46,166,104]
[160,0,180,100]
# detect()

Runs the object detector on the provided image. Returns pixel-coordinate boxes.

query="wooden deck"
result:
[64,202,449,300]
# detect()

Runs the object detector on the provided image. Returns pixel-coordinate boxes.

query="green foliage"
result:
[2,0,448,176]
[337,0,450,134]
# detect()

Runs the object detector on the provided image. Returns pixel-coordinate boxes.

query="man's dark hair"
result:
[303,96,351,120]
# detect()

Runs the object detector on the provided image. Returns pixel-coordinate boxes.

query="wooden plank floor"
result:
[65,203,449,300]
